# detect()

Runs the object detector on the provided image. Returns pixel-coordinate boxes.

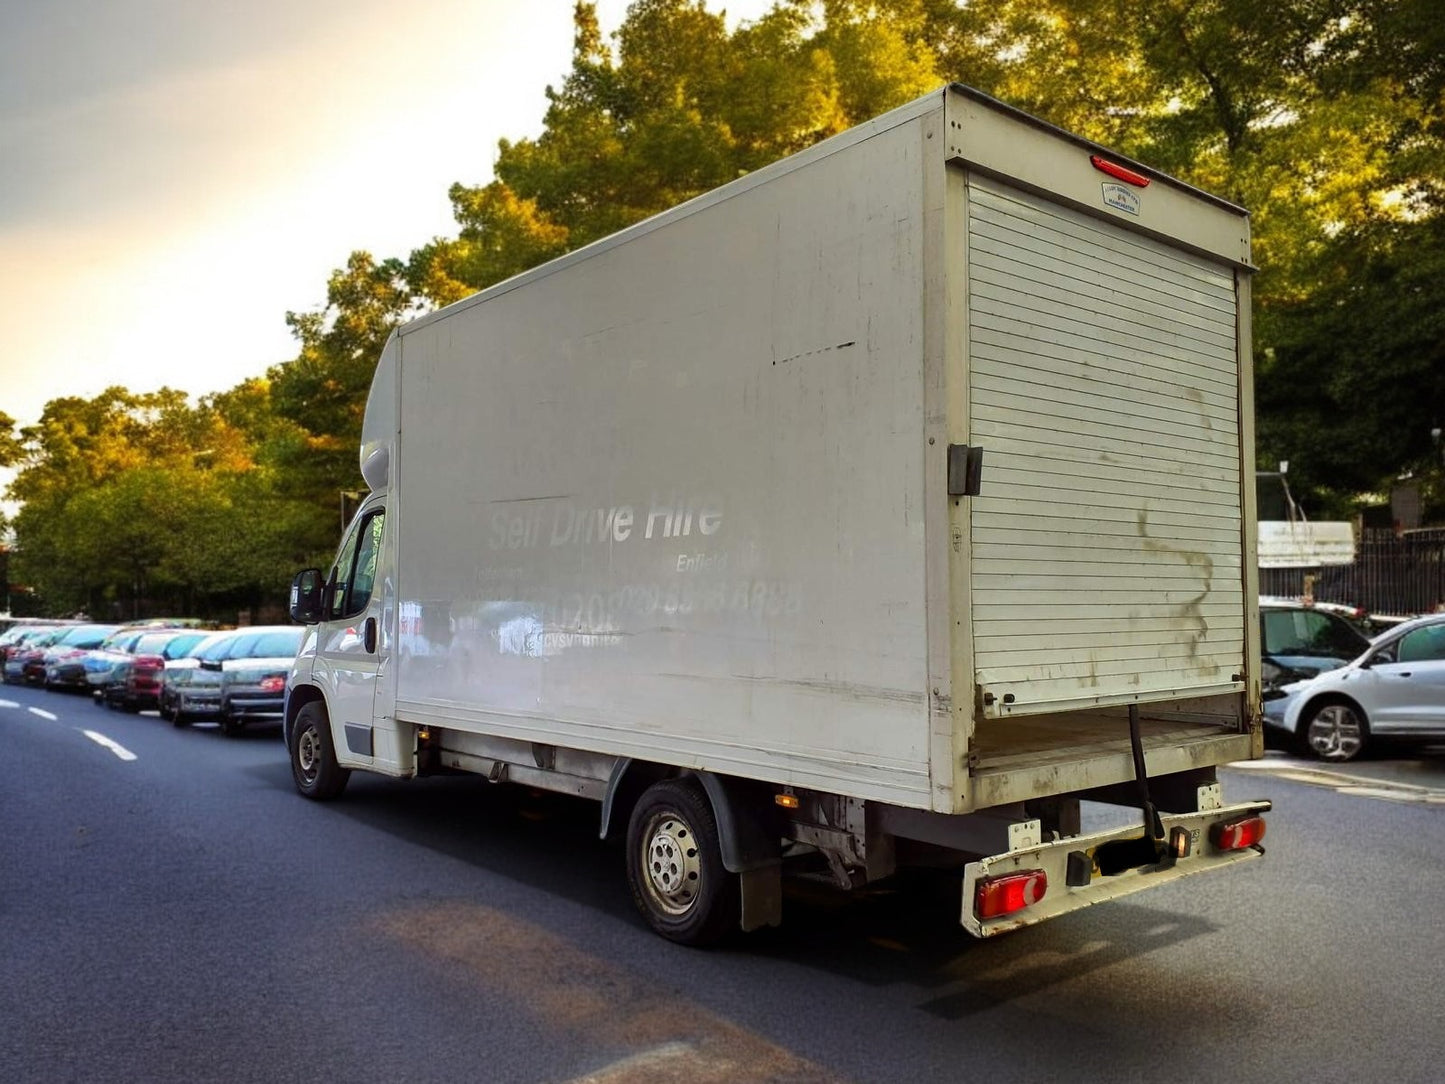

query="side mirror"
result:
[290,568,326,624]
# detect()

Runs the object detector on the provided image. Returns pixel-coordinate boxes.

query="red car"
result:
[4,626,71,684]
[39,624,121,689]
[0,624,63,673]
[102,629,210,712]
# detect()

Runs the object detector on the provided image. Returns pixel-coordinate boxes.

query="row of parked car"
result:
[0,620,304,735]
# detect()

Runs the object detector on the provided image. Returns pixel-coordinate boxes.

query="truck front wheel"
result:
[626,778,739,946]
[290,702,350,800]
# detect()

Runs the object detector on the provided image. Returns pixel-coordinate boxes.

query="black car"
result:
[1259,597,1373,733]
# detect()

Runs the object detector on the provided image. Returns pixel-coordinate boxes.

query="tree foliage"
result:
[4,386,323,617]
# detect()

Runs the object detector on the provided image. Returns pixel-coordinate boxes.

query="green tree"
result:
[269,251,417,563]
[409,0,944,305]
[1256,213,1445,515]
[3,384,321,618]
[0,411,22,468]
[274,252,416,447]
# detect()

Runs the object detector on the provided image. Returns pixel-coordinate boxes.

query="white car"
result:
[1281,613,1445,761]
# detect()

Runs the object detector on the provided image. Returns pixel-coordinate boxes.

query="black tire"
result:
[218,710,244,737]
[625,778,738,946]
[1297,698,1370,762]
[289,701,350,800]
[167,699,190,728]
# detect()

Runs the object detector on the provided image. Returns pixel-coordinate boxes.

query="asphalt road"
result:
[3,685,1443,1083]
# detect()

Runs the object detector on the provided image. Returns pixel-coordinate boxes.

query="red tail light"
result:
[259,676,286,693]
[974,869,1048,920]
[1211,816,1266,851]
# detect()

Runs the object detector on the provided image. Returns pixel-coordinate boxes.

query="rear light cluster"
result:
[259,676,286,693]
[974,869,1048,921]
[1211,816,1266,851]
[974,814,1268,922]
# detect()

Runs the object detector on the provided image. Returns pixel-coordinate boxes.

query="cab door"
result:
[316,501,389,769]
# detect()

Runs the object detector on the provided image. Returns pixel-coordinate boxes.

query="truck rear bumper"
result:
[961,799,1271,937]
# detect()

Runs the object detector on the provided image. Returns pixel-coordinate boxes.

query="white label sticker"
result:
[1102,182,1141,216]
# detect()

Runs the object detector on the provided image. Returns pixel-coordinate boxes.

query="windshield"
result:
[1261,609,1370,660]
[134,631,186,655]
[160,632,208,659]
[226,627,304,659]
[193,633,240,662]
[249,629,304,657]
[57,625,119,649]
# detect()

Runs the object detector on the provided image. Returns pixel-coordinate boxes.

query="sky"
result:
[0,0,775,434]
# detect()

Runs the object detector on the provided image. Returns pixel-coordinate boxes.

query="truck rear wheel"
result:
[290,701,350,800]
[625,778,738,946]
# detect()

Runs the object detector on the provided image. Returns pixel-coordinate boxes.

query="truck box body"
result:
[290,85,1267,940]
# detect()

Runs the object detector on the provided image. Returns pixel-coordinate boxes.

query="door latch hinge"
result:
[948,444,984,497]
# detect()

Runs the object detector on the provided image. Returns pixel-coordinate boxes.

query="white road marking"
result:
[567,1043,697,1082]
[82,730,137,762]
[27,707,57,720]
[0,699,19,708]
[1231,758,1445,804]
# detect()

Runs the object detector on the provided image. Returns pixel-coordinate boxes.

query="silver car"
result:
[160,630,245,724]
[1281,612,1445,761]
[217,627,305,735]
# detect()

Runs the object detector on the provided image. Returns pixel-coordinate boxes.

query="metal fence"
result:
[1259,528,1445,617]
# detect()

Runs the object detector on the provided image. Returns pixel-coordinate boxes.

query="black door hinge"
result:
[948,444,984,497]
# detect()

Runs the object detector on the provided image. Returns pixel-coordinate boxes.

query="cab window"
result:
[330,509,385,620]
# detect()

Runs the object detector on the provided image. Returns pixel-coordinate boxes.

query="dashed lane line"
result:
[82,730,137,762]
[5,702,138,762]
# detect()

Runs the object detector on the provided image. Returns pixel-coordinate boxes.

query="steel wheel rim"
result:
[296,724,321,784]
[1307,704,1363,759]
[639,810,702,917]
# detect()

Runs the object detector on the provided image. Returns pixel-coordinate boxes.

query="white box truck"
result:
[286,85,1270,945]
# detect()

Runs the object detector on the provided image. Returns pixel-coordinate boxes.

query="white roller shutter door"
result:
[967,177,1246,715]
